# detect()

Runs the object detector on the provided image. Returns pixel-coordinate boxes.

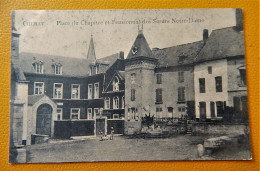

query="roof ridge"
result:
[156,40,204,51]
[20,52,86,60]
[210,26,237,33]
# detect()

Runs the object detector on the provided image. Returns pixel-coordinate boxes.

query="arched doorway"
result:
[36,104,53,136]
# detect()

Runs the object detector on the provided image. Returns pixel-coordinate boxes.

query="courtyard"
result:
[24,134,251,163]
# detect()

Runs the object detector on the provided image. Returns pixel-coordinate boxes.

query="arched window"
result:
[113,96,119,109]
[113,76,119,91]
[104,97,110,109]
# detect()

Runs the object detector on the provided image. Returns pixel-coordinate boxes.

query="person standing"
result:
[110,127,114,140]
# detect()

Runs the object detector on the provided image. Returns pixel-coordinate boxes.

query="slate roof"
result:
[127,32,154,59]
[118,71,125,80]
[96,53,120,73]
[153,40,204,68]
[19,52,119,77]
[195,27,245,62]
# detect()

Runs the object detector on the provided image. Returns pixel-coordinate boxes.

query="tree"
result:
[141,114,154,128]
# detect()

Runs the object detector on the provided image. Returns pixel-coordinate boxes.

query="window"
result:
[178,72,184,83]
[94,108,99,119]
[71,108,80,120]
[122,96,125,109]
[234,96,248,114]
[156,74,162,84]
[131,73,136,84]
[94,83,99,99]
[199,102,206,119]
[88,84,92,99]
[178,87,185,102]
[178,106,186,118]
[215,76,223,92]
[199,78,205,93]
[210,102,215,117]
[71,84,80,99]
[87,108,92,119]
[104,97,110,109]
[178,107,186,112]
[54,64,62,75]
[156,107,163,118]
[239,69,246,86]
[53,83,63,99]
[156,88,163,103]
[178,56,185,64]
[34,82,44,95]
[131,89,136,101]
[33,62,44,74]
[216,101,225,117]
[113,114,119,119]
[113,77,119,91]
[113,96,119,109]
[208,66,212,74]
[57,108,63,120]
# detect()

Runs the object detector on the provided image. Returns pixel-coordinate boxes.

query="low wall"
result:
[107,119,124,134]
[54,120,95,139]
[191,123,249,135]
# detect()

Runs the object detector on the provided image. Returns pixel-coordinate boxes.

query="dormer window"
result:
[54,63,62,75]
[113,76,119,91]
[178,54,187,64]
[33,61,44,74]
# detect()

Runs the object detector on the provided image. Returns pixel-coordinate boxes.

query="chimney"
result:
[235,8,243,31]
[203,29,208,41]
[119,51,124,59]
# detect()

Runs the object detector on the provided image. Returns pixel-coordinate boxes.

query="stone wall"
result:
[191,123,249,135]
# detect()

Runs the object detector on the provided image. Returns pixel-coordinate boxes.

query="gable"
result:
[104,71,125,92]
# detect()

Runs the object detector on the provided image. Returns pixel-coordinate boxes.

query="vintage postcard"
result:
[10,9,251,163]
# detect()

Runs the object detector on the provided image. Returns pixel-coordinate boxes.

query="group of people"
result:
[99,127,114,141]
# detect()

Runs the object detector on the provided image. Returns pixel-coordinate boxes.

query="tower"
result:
[124,27,158,135]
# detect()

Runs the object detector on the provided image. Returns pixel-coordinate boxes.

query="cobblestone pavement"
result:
[25,135,250,163]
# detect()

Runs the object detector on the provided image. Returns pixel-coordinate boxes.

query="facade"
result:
[10,9,248,140]
[124,29,204,134]
[194,25,247,120]
[11,27,124,144]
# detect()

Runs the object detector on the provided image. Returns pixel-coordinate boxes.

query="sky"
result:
[14,9,237,59]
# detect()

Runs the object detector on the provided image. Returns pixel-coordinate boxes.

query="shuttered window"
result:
[199,78,205,93]
[178,87,185,102]
[131,89,135,101]
[210,102,215,117]
[156,88,162,103]
[215,76,223,92]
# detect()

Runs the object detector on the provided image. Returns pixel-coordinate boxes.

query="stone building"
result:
[124,28,205,134]
[194,10,247,120]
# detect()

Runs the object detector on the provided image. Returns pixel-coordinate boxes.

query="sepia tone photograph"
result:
[10,9,251,163]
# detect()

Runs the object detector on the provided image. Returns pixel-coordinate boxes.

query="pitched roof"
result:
[153,40,204,68]
[118,71,125,80]
[195,27,245,62]
[20,52,90,77]
[96,53,120,73]
[127,32,154,59]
